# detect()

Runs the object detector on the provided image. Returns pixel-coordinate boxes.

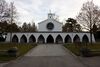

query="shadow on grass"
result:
[0,43,37,62]
[63,43,100,57]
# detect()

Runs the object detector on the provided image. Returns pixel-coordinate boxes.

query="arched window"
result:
[65,35,72,43]
[38,35,45,43]
[73,35,80,42]
[56,35,63,44]
[20,35,27,43]
[82,35,89,43]
[47,35,54,43]
[12,35,18,43]
[29,35,36,43]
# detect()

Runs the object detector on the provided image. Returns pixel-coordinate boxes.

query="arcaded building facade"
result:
[5,13,95,44]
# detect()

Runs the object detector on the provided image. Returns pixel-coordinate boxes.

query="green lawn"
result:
[64,43,100,56]
[0,43,37,62]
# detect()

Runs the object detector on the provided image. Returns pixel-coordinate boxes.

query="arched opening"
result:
[47,35,54,43]
[82,35,89,43]
[56,35,63,44]
[73,35,80,42]
[12,35,18,43]
[38,35,45,43]
[65,35,72,43]
[20,35,27,43]
[29,35,36,43]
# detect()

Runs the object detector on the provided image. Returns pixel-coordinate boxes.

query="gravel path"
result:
[3,44,86,67]
[25,44,67,56]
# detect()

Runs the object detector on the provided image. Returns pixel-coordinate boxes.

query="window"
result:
[47,22,54,30]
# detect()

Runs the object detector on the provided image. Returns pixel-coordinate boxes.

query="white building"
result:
[6,13,95,44]
[38,13,63,32]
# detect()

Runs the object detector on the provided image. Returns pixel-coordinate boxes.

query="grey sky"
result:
[6,0,100,25]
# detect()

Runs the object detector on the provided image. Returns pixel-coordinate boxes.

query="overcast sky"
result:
[6,0,100,25]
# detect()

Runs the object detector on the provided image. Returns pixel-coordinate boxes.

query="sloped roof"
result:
[38,18,63,24]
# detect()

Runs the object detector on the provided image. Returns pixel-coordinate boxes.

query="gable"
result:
[38,13,63,32]
[38,18,62,25]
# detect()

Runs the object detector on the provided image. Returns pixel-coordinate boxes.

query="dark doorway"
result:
[38,35,45,43]
[73,35,80,42]
[65,35,72,43]
[12,35,18,43]
[29,35,36,43]
[47,35,54,43]
[56,35,63,44]
[82,35,89,43]
[20,35,27,43]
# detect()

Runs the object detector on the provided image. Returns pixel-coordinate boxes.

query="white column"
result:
[27,38,29,43]
[18,37,20,43]
[45,38,46,44]
[36,38,38,43]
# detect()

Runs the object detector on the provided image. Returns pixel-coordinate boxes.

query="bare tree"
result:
[8,2,18,42]
[0,0,18,42]
[77,1,100,44]
[0,1,18,23]
[8,2,18,24]
[0,0,9,21]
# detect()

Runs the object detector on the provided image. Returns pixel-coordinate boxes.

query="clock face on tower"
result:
[47,22,54,30]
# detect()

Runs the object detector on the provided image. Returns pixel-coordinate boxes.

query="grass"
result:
[0,43,37,62]
[64,43,100,56]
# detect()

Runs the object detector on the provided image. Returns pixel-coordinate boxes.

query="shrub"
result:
[80,48,91,57]
[7,47,18,57]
